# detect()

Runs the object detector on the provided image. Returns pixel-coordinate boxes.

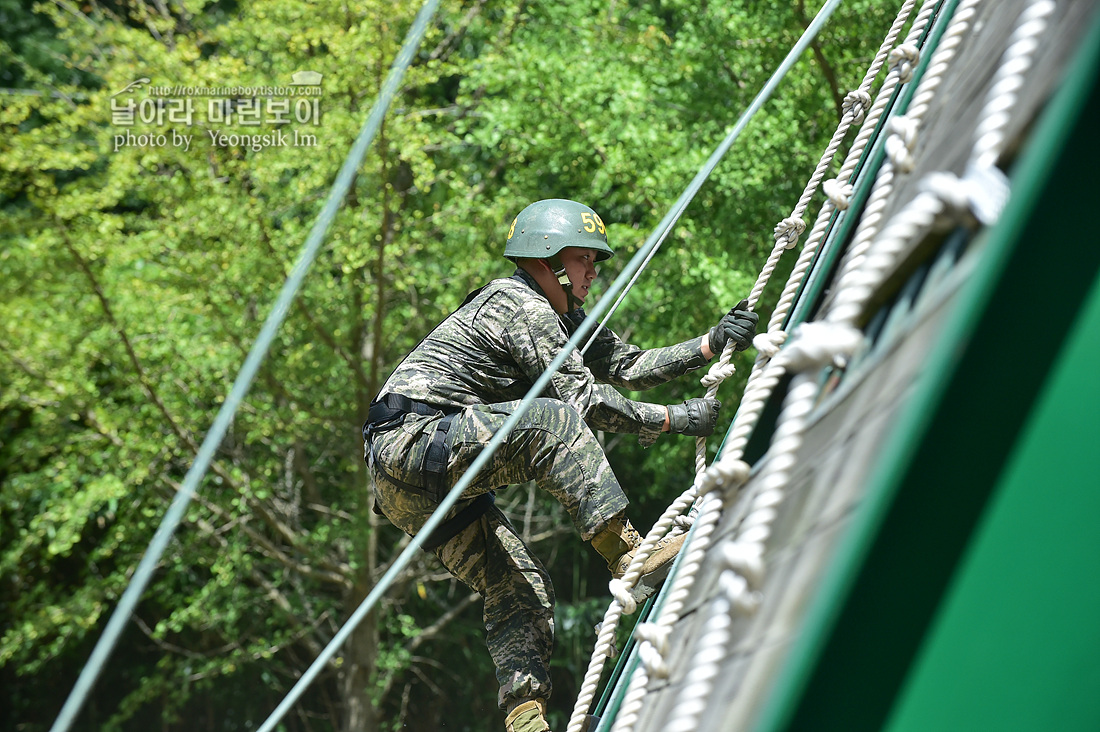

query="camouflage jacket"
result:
[377,269,709,436]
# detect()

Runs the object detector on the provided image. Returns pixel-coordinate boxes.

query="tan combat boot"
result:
[591,517,686,587]
[504,699,550,732]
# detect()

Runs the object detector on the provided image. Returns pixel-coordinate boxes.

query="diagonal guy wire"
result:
[48,1,444,730]
[582,0,846,356]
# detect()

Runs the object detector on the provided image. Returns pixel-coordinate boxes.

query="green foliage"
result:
[0,0,901,730]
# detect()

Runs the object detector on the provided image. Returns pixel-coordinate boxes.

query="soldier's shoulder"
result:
[475,277,542,309]
[462,276,557,330]
[485,276,529,295]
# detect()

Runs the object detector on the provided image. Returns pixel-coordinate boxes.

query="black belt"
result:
[364,393,460,439]
[364,393,461,503]
[364,394,495,552]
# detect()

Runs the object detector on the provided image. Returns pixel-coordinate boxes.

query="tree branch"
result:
[796,0,844,118]
[407,592,480,653]
[255,216,371,393]
[142,478,331,659]
[60,226,351,577]
[428,0,489,62]
[165,476,352,588]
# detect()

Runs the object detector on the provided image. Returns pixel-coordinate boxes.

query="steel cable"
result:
[48,1,443,730]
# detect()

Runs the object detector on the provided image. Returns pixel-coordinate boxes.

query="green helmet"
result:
[504,199,615,262]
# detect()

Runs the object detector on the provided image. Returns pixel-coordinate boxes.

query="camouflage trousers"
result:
[369,397,629,709]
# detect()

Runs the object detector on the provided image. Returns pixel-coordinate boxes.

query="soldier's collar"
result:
[511,267,550,300]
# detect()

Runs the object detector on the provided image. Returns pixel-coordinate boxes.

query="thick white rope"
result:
[829,0,1053,326]
[574,0,1061,729]
[565,2,880,726]
[825,0,1041,326]
[691,0,930,488]
[570,0,1060,727]
[576,3,929,729]
[609,484,741,732]
[747,0,924,317]
[765,0,942,338]
[662,596,733,732]
[568,486,701,732]
[685,6,995,724]
[645,2,972,719]
[657,2,1055,730]
[580,0,849,359]
[971,0,1057,170]
[598,323,871,732]
[658,325,863,732]
[682,0,932,490]
[567,7,929,726]
[827,0,983,327]
[573,354,793,732]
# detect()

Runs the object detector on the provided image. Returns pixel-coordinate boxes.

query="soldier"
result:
[364,199,758,732]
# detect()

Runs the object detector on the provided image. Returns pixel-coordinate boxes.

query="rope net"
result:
[571,0,1057,729]
[567,1,933,727]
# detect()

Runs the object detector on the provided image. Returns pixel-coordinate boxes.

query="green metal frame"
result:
[753,7,1100,732]
[883,219,1100,732]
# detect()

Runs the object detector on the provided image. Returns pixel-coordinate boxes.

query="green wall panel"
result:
[884,270,1100,732]
[754,7,1100,731]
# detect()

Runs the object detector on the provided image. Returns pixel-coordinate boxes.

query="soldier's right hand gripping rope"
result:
[709,298,760,353]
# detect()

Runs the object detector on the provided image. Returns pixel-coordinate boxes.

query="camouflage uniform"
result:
[367,268,707,709]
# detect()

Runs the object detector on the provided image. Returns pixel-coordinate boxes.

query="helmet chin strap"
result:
[550,257,584,312]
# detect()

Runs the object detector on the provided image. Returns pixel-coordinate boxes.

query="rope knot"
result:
[889,43,921,82]
[609,579,637,615]
[700,456,750,496]
[721,542,765,589]
[635,622,671,654]
[700,359,737,389]
[719,569,762,614]
[886,114,919,173]
[673,514,695,531]
[779,322,864,372]
[773,216,806,249]
[921,164,1010,226]
[823,178,853,210]
[842,89,872,125]
[921,171,972,216]
[635,623,671,678]
[753,330,787,359]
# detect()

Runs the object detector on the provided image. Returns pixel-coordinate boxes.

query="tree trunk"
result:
[341,73,399,724]
[340,572,381,731]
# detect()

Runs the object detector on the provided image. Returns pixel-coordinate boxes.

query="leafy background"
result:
[1,0,900,730]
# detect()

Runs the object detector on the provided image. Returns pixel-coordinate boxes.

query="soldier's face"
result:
[559,247,599,303]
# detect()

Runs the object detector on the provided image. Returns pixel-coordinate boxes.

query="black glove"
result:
[559,308,585,334]
[667,397,721,437]
[709,298,759,354]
